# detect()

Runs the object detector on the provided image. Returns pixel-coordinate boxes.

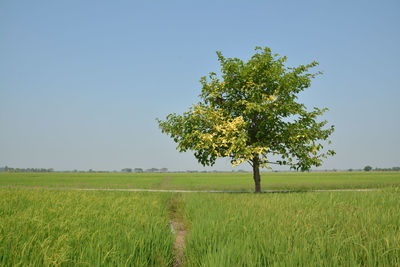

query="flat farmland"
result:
[1,171,400,191]
[0,188,399,266]
[182,190,400,266]
[1,172,399,266]
[0,190,174,266]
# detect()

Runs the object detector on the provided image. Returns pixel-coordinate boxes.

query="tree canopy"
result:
[364,165,373,172]
[158,47,334,192]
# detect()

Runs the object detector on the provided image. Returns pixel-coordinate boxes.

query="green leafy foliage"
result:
[364,165,373,171]
[158,46,335,172]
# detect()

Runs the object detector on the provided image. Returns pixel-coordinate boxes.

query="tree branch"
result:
[248,160,253,167]
[265,161,297,167]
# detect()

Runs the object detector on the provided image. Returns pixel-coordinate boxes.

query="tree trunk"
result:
[252,156,261,193]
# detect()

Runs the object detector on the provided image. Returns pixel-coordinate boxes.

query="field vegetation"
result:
[0,190,173,266]
[182,190,400,266]
[0,173,399,266]
[1,171,399,191]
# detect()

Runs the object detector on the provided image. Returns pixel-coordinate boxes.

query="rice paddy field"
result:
[0,190,174,266]
[1,171,400,191]
[182,190,400,266]
[0,172,399,266]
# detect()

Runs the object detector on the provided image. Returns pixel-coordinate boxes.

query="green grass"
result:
[163,171,400,191]
[0,172,164,189]
[0,172,399,266]
[0,190,174,266]
[182,189,400,266]
[1,171,400,191]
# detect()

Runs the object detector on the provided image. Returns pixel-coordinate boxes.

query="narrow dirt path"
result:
[3,186,380,193]
[167,195,186,267]
[75,188,378,193]
[171,220,186,267]
[159,176,172,189]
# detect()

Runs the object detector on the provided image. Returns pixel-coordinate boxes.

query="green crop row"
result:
[182,189,400,266]
[0,188,399,266]
[0,190,173,266]
[1,171,400,191]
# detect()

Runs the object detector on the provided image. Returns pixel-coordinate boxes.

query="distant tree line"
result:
[121,168,169,173]
[2,165,398,173]
[364,166,400,172]
[375,167,400,171]
[0,166,54,172]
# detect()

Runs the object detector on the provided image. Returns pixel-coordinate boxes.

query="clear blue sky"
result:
[1,0,399,171]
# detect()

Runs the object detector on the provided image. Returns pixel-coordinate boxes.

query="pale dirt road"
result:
[2,186,379,193]
[70,188,378,193]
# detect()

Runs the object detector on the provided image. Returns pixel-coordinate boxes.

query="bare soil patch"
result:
[167,195,186,267]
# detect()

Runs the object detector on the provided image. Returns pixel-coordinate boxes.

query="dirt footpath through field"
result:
[167,195,186,267]
[4,186,378,193]
[75,188,377,193]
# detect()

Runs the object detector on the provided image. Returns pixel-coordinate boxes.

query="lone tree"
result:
[364,165,373,172]
[158,47,335,192]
